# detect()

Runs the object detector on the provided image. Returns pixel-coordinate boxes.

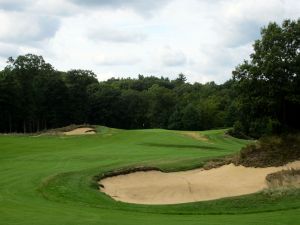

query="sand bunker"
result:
[64,127,96,135]
[99,161,300,205]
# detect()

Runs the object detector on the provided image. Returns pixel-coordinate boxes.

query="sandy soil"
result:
[179,131,209,141]
[99,161,300,205]
[64,127,96,135]
[267,169,300,188]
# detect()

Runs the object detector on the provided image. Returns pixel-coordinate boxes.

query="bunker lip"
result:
[99,161,300,205]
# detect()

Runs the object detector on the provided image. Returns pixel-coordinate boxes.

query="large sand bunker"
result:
[99,161,300,205]
[64,127,96,135]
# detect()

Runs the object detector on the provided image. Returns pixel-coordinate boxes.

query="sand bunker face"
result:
[267,169,300,189]
[64,127,96,135]
[99,161,300,205]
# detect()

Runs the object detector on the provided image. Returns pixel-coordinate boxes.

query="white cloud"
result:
[69,0,172,15]
[0,11,60,44]
[95,54,141,66]
[30,0,79,16]
[0,0,31,11]
[88,28,147,43]
[161,47,187,67]
[0,43,19,58]
[0,0,299,83]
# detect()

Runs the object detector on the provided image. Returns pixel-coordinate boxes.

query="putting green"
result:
[1,127,300,225]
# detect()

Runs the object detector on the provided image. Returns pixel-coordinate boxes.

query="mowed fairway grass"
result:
[1,127,300,225]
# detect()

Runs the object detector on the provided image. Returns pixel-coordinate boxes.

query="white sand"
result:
[64,127,96,135]
[99,161,300,205]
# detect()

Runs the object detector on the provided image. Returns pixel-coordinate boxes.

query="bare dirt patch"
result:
[99,161,300,205]
[179,131,209,142]
[64,127,96,135]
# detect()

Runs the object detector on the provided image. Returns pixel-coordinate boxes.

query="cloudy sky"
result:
[0,0,299,83]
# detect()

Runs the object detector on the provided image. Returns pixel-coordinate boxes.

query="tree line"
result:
[0,59,236,133]
[0,19,299,138]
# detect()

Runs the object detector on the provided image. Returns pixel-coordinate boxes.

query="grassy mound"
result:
[235,134,300,167]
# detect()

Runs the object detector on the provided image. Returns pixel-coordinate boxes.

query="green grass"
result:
[1,127,300,225]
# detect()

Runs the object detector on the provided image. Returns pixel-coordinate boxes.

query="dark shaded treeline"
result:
[0,19,299,137]
[0,57,236,133]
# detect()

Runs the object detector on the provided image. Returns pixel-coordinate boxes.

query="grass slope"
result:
[0,127,299,225]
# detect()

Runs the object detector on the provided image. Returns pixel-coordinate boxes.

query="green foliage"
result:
[65,69,99,124]
[227,121,251,139]
[233,19,300,137]
[181,104,201,130]
[147,84,176,128]
[0,56,235,132]
[168,109,183,130]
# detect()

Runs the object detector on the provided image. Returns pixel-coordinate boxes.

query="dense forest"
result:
[0,19,299,138]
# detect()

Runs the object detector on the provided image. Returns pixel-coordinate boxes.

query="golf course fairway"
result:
[1,127,300,225]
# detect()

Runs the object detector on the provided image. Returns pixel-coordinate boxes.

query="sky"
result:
[0,0,299,83]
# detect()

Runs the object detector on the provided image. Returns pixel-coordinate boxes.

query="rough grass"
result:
[1,128,300,225]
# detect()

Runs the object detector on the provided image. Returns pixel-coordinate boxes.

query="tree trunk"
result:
[37,119,40,132]
[9,114,12,133]
[23,120,26,133]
